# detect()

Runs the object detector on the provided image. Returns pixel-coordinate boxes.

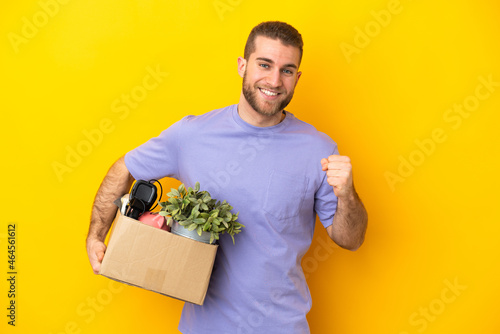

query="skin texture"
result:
[86,156,134,274]
[86,34,368,273]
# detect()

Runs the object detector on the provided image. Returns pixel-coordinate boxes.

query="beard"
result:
[242,71,295,117]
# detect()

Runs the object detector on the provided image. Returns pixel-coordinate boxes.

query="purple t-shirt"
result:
[125,104,338,334]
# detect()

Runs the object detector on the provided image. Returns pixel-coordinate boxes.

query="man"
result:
[86,21,367,333]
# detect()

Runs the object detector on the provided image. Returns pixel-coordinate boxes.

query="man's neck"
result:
[237,93,285,127]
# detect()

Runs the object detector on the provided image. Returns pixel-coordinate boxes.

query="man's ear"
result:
[237,57,246,78]
[294,71,302,88]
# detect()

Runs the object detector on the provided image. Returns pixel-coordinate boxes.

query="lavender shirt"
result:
[125,104,338,334]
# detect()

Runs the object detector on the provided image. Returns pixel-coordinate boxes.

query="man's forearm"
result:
[328,190,368,251]
[87,156,134,242]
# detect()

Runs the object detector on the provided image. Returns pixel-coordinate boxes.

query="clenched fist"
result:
[321,155,354,198]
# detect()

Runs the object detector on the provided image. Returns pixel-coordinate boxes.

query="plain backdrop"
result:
[1,1,500,333]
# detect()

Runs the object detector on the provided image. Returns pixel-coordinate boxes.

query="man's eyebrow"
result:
[255,57,298,69]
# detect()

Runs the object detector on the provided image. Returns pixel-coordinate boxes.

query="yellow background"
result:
[2,0,499,333]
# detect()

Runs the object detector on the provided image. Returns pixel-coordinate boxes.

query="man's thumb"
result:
[321,158,328,170]
[97,250,105,262]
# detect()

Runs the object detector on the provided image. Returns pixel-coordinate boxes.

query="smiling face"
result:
[238,36,302,119]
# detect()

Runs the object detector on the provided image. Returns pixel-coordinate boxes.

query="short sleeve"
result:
[124,118,184,181]
[314,146,339,228]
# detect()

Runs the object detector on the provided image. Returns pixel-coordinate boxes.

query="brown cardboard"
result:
[99,213,218,305]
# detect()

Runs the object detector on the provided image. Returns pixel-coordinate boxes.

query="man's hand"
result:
[87,238,107,275]
[321,154,367,251]
[321,155,354,198]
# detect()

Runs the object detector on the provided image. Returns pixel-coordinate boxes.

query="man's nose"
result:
[266,69,282,88]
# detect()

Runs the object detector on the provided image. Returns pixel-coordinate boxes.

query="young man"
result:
[87,21,367,333]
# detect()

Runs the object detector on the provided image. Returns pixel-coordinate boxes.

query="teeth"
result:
[260,88,278,96]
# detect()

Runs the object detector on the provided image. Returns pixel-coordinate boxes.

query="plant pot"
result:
[170,221,215,244]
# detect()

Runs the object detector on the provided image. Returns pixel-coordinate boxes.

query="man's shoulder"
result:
[287,111,337,149]
[156,105,235,140]
[182,104,235,125]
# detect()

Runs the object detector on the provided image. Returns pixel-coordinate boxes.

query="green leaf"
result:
[187,223,197,231]
[195,182,200,192]
[179,219,192,226]
[178,184,186,196]
[167,217,173,226]
[193,218,205,224]
[197,225,203,236]
[203,221,211,231]
[159,211,168,217]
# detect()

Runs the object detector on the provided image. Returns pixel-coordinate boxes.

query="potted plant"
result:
[158,182,244,244]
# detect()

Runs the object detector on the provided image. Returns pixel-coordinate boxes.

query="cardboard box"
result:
[99,212,218,305]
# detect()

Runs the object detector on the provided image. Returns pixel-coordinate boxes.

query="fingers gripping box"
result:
[99,212,218,305]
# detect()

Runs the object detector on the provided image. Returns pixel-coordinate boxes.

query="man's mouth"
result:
[259,88,280,97]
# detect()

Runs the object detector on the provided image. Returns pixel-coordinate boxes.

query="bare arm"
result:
[321,155,368,251]
[86,156,135,274]
[326,189,367,251]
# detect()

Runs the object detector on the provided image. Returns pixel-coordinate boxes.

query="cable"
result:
[149,179,163,211]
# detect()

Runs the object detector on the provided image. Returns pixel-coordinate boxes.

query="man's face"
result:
[239,36,302,117]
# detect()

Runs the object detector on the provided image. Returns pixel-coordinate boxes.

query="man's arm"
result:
[321,155,368,251]
[86,156,135,274]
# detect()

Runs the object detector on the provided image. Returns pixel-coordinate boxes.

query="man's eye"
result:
[283,69,293,74]
[259,64,269,68]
